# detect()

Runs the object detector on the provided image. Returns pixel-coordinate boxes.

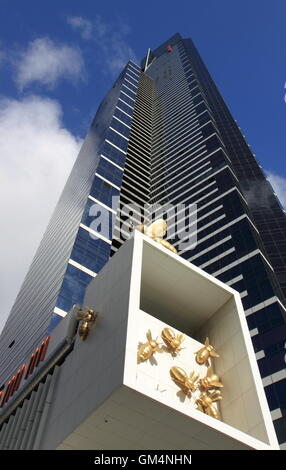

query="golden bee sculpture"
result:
[195,337,219,364]
[161,328,185,355]
[137,326,224,421]
[170,366,199,397]
[132,218,177,254]
[137,329,162,363]
[196,390,222,420]
[76,308,98,341]
[199,366,223,391]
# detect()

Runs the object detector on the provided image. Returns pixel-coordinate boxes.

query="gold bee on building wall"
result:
[137,327,224,421]
[137,329,162,363]
[76,308,98,341]
[196,390,222,420]
[199,366,223,391]
[161,328,185,355]
[195,337,219,365]
[170,366,199,397]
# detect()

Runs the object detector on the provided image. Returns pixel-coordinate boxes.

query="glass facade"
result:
[0,34,285,446]
[0,60,141,385]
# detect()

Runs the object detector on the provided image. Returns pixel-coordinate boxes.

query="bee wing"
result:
[214,395,223,402]
[210,349,220,358]
[205,337,210,347]
[206,365,213,377]
[162,328,174,340]
[191,371,200,382]
[196,401,204,413]
[213,381,224,388]
[169,368,180,382]
[178,333,185,342]
[146,329,152,341]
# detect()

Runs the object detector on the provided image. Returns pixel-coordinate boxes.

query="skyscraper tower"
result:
[0,33,285,447]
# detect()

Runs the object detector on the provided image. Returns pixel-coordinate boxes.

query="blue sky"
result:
[0,0,286,332]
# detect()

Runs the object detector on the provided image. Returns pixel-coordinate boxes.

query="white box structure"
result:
[40,231,279,450]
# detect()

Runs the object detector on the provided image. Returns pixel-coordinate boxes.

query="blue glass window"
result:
[110,118,130,138]
[126,65,140,78]
[264,384,279,410]
[70,227,111,273]
[274,416,286,444]
[119,92,135,107]
[114,108,132,126]
[117,100,134,115]
[89,175,120,207]
[123,78,138,92]
[55,263,95,317]
[102,141,127,167]
[97,158,123,187]
[106,129,129,152]
[122,84,137,97]
[124,73,138,85]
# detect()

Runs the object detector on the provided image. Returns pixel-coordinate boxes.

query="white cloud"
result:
[0,95,82,333]
[266,171,286,209]
[107,38,138,74]
[15,37,85,90]
[67,15,138,75]
[94,16,138,74]
[67,16,93,40]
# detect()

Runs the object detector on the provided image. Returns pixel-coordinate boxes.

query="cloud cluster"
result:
[15,37,85,90]
[67,15,138,75]
[266,171,286,209]
[67,16,93,40]
[0,96,82,333]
